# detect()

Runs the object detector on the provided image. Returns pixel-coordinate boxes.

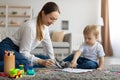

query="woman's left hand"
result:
[39,59,55,68]
[45,59,55,67]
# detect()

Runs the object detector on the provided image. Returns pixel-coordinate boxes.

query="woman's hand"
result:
[38,59,55,68]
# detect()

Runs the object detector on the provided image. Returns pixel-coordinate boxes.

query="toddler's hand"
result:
[71,60,76,68]
[97,67,102,71]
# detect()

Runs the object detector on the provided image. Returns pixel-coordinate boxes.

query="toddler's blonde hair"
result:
[83,25,99,38]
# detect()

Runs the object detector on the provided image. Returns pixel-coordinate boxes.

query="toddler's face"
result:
[84,33,97,46]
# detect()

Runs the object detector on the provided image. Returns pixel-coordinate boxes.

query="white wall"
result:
[109,0,120,57]
[0,0,101,51]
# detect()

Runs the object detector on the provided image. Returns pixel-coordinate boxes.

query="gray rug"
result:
[0,65,120,80]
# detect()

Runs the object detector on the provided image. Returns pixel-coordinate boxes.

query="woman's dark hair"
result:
[41,2,60,15]
[36,2,60,41]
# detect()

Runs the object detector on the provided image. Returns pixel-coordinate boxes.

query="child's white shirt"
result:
[79,41,105,64]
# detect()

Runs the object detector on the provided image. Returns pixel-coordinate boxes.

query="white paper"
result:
[62,68,93,73]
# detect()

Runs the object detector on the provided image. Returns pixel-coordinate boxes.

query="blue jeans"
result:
[63,53,98,69]
[0,37,50,72]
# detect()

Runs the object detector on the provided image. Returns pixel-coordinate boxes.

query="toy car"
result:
[9,68,24,79]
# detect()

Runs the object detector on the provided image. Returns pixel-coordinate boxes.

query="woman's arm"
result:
[19,24,40,64]
[42,27,54,59]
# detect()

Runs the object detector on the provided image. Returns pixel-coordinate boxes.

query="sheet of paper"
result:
[62,68,93,73]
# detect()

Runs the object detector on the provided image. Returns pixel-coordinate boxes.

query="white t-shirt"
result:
[79,41,105,64]
[9,18,54,64]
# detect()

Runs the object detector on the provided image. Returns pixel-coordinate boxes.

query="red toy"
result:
[0,72,7,77]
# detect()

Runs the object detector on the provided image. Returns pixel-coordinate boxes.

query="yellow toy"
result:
[9,64,24,79]
[9,68,23,79]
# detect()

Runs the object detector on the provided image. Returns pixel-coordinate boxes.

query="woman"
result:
[0,2,60,71]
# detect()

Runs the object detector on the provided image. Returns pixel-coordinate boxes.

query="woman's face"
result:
[42,11,60,26]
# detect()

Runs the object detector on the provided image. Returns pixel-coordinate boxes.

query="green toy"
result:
[9,64,25,79]
[18,64,25,75]
[9,68,23,79]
